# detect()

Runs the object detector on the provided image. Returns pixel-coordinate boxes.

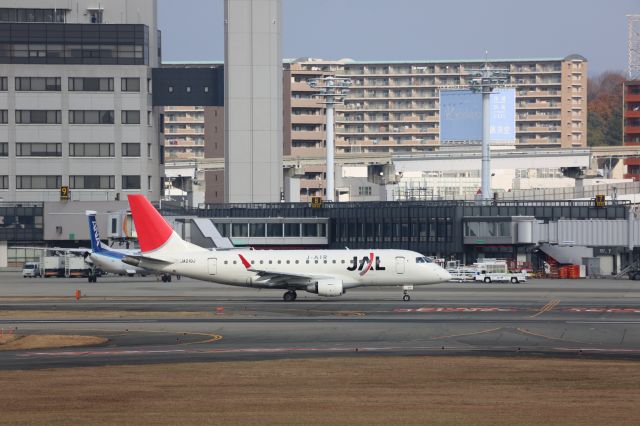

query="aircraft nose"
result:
[439,268,452,282]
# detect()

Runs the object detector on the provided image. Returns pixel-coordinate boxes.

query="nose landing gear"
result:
[283,290,297,302]
[402,285,413,302]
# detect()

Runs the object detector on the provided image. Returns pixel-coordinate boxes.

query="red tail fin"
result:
[128,194,173,252]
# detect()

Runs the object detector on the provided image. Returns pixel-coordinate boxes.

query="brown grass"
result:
[1,356,639,425]
[0,335,107,351]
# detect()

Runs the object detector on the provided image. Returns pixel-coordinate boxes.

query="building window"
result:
[69,175,115,190]
[15,77,60,91]
[267,223,283,237]
[69,143,114,157]
[16,143,61,157]
[122,175,141,190]
[249,223,265,237]
[186,86,191,93]
[0,23,149,66]
[69,110,114,124]
[147,143,152,158]
[284,223,300,237]
[148,175,152,191]
[0,142,7,156]
[0,77,6,91]
[0,8,67,23]
[0,175,7,189]
[0,110,7,124]
[121,110,140,124]
[16,175,61,189]
[122,143,141,157]
[147,111,152,126]
[232,223,248,237]
[168,86,174,93]
[358,186,372,196]
[121,77,140,92]
[68,77,113,91]
[15,110,61,124]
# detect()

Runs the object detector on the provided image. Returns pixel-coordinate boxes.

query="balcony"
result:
[623,173,640,181]
[291,130,325,140]
[624,110,640,118]
[625,93,640,102]
[291,115,324,124]
[164,128,205,135]
[624,126,640,134]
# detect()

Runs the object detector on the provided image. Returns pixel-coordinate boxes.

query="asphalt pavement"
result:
[1,273,639,369]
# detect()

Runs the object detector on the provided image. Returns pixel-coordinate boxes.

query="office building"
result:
[0,0,162,202]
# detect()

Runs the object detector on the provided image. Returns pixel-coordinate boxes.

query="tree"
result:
[588,71,625,146]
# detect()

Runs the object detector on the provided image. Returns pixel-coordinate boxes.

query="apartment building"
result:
[623,80,640,180]
[284,55,587,200]
[0,0,162,202]
[164,106,205,162]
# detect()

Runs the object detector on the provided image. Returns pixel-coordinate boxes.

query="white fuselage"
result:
[135,248,450,289]
[89,252,146,276]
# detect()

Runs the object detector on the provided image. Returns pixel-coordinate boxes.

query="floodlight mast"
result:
[467,63,509,202]
[307,76,352,202]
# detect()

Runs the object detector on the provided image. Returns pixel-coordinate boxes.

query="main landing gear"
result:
[402,285,413,302]
[161,274,172,283]
[283,290,297,302]
[87,268,98,283]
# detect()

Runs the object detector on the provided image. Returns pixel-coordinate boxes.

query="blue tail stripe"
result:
[87,214,103,253]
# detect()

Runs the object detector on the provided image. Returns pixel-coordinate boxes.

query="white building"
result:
[0,0,162,202]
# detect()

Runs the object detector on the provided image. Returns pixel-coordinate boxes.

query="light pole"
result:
[467,62,509,202]
[308,76,351,202]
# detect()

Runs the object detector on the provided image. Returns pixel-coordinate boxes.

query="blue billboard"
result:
[439,88,515,142]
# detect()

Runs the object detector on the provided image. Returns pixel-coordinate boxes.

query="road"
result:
[0,273,639,369]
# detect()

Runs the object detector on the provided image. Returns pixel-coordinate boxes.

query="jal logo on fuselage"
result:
[347,253,385,276]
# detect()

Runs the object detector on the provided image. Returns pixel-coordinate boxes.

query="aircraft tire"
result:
[283,291,295,302]
[403,294,410,302]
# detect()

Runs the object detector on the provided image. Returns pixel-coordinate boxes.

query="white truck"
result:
[473,260,527,284]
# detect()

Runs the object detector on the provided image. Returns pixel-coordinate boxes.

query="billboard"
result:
[439,88,515,142]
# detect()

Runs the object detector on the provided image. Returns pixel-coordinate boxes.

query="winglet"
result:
[127,194,174,253]
[238,254,251,269]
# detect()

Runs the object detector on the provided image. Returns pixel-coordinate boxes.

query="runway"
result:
[1,273,639,369]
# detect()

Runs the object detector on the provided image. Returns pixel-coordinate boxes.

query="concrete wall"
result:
[43,201,130,241]
[0,240,7,267]
[224,0,283,202]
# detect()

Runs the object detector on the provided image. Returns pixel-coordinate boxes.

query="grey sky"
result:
[158,0,639,76]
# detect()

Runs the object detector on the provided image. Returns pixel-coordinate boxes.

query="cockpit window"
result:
[416,257,425,264]
[424,256,433,263]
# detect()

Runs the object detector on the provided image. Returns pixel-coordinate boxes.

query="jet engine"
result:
[310,279,344,297]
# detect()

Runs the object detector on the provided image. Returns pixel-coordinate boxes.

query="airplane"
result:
[84,210,163,282]
[122,194,452,301]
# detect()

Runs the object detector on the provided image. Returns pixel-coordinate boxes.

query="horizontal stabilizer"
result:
[122,254,172,267]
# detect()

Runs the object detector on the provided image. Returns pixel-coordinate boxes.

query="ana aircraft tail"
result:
[85,210,109,253]
[127,194,207,256]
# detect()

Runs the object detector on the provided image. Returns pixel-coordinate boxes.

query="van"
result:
[22,262,41,278]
